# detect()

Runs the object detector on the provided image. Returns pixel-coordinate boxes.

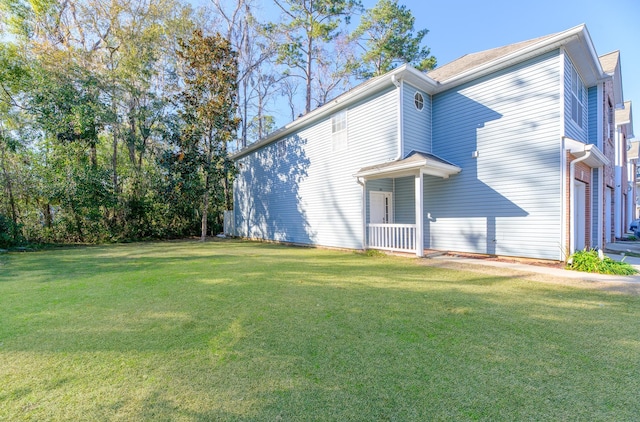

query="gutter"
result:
[391,74,403,161]
[356,177,367,251]
[564,137,609,255]
[569,149,592,255]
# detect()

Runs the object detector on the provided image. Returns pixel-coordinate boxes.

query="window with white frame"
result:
[607,101,614,140]
[571,66,586,128]
[331,110,348,151]
[277,139,287,158]
[414,92,424,111]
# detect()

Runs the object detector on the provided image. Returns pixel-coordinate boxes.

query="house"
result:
[231,24,634,262]
[614,101,635,233]
[599,51,634,240]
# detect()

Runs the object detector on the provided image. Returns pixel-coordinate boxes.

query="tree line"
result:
[0,0,435,247]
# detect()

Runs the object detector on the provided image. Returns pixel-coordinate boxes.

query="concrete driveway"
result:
[422,243,640,295]
[605,241,640,270]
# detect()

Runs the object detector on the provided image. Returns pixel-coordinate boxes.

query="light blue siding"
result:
[234,86,398,249]
[394,176,415,224]
[403,83,431,156]
[564,54,589,142]
[364,176,414,225]
[427,50,563,260]
[588,86,598,145]
[591,168,599,248]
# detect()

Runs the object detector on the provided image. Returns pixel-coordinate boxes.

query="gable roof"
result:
[426,24,604,89]
[616,101,634,138]
[233,24,609,160]
[233,64,437,159]
[599,50,624,106]
[599,50,620,74]
[428,33,560,82]
[355,150,461,180]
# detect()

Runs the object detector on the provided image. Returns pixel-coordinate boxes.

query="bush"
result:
[0,214,24,249]
[566,249,637,275]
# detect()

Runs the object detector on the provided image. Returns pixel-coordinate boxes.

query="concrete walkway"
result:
[423,241,640,285]
[604,240,640,271]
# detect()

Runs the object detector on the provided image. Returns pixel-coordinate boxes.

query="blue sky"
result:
[369,0,640,136]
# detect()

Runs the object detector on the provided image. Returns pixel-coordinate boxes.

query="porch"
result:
[367,223,417,252]
[355,151,461,257]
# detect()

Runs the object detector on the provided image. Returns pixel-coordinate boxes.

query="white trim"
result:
[598,167,604,248]
[565,138,609,167]
[574,180,587,250]
[560,51,568,259]
[370,191,393,224]
[565,137,609,255]
[357,177,366,250]
[331,109,348,152]
[233,25,607,161]
[414,91,425,111]
[392,77,403,160]
[234,65,436,160]
[415,172,424,257]
[561,139,567,259]
[355,157,461,180]
[433,25,604,91]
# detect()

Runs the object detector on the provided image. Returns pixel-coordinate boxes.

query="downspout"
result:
[569,149,593,255]
[391,74,403,160]
[357,176,367,251]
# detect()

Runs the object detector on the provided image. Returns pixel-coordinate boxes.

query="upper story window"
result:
[571,67,586,128]
[414,92,424,111]
[331,110,348,151]
[607,101,614,140]
[277,139,287,158]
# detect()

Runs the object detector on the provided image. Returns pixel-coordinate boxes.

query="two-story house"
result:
[231,24,633,262]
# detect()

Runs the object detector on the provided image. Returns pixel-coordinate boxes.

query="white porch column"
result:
[415,171,424,257]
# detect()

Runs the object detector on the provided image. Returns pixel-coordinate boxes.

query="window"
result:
[332,110,348,151]
[571,67,585,128]
[414,92,424,111]
[277,139,287,158]
[607,101,614,140]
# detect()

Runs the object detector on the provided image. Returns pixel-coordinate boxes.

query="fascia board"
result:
[232,65,438,160]
[432,24,604,93]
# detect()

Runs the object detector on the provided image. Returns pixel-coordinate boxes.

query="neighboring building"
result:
[599,52,634,240]
[630,140,639,225]
[231,24,634,261]
[615,101,635,232]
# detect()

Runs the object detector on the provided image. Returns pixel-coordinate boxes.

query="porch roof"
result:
[564,137,610,167]
[355,151,461,180]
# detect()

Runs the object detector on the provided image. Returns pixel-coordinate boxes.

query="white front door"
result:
[370,191,393,224]
[574,181,586,250]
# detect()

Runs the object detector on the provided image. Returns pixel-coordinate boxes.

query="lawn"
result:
[1,240,639,421]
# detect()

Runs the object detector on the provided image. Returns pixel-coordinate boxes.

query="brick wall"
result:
[565,152,593,252]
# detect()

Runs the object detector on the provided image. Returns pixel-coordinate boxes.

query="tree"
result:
[269,0,362,114]
[312,34,356,107]
[350,0,436,78]
[209,0,278,148]
[176,29,240,241]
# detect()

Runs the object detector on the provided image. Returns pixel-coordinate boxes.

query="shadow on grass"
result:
[1,240,639,420]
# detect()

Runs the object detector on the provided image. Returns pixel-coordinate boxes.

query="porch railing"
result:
[367,223,417,252]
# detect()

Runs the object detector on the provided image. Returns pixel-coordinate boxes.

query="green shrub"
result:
[566,249,637,275]
[361,249,386,257]
[0,214,23,249]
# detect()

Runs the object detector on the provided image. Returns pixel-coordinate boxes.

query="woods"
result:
[0,0,435,246]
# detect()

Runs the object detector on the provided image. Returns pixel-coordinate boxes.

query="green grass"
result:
[567,249,638,275]
[1,240,639,421]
